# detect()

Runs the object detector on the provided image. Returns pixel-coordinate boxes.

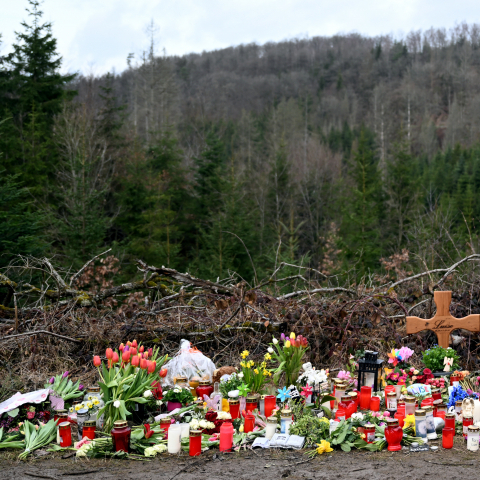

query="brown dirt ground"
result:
[0,436,476,480]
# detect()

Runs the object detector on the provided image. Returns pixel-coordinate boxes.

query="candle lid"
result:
[261,395,266,400]
[336,384,347,390]
[445,412,455,418]
[189,429,202,437]
[58,421,70,428]
[175,376,188,383]
[228,398,240,405]
[433,399,442,405]
[455,400,463,406]
[267,416,278,424]
[77,408,89,415]
[347,392,358,398]
[160,417,172,424]
[246,395,258,402]
[84,420,96,427]
[404,396,416,403]
[423,406,433,412]
[56,409,67,413]
[113,420,128,428]
[385,418,399,426]
[333,378,344,384]
[198,380,211,386]
[415,409,425,416]
[431,387,439,392]
[87,386,100,392]
[463,414,473,419]
[468,425,480,431]
[363,423,375,429]
[341,395,351,402]
[281,408,292,416]
[386,392,397,397]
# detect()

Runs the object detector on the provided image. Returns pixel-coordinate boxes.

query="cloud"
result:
[0,0,479,75]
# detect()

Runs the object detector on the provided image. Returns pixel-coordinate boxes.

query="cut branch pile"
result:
[1,253,480,396]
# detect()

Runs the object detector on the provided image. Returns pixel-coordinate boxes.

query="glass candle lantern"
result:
[280,408,293,434]
[363,423,376,443]
[246,395,258,413]
[168,424,182,454]
[338,396,353,419]
[386,392,397,411]
[228,399,240,419]
[394,383,403,399]
[415,409,428,442]
[424,406,437,440]
[76,408,89,440]
[111,420,131,453]
[82,420,96,440]
[442,427,454,450]
[359,386,372,410]
[463,414,473,439]
[266,416,277,439]
[189,378,200,396]
[83,386,104,428]
[264,395,276,418]
[467,425,480,451]
[189,429,202,456]
[357,351,384,391]
[405,396,416,416]
[445,412,456,432]
[54,409,67,423]
[220,421,234,452]
[196,381,213,399]
[385,418,403,451]
[175,376,189,389]
[369,396,380,412]
[58,422,72,447]
[396,404,406,417]
[420,397,433,408]
[244,413,255,433]
[160,417,172,437]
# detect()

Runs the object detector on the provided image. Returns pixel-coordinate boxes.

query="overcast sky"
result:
[1,0,479,76]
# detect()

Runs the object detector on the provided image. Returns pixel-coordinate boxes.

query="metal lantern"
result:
[357,351,384,392]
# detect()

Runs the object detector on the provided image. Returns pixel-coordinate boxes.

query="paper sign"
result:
[410,444,429,453]
[407,384,432,396]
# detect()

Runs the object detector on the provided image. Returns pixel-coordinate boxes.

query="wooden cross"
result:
[406,291,480,348]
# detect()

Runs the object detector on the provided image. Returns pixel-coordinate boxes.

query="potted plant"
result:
[163,386,194,412]
[422,345,460,376]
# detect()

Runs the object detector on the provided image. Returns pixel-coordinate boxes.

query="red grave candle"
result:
[450,375,460,387]
[244,413,255,433]
[58,422,72,447]
[111,420,131,453]
[82,420,96,440]
[196,381,214,399]
[445,413,455,433]
[228,399,240,419]
[246,395,258,413]
[359,386,372,410]
[463,415,473,439]
[363,423,376,443]
[160,417,172,437]
[220,421,234,452]
[189,430,202,456]
[369,396,380,412]
[385,418,403,451]
[442,427,454,449]
[335,408,346,421]
[394,411,405,428]
[264,395,276,418]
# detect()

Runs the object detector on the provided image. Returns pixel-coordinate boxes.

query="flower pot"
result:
[167,401,182,412]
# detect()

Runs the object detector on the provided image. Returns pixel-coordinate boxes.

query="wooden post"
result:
[406,291,480,348]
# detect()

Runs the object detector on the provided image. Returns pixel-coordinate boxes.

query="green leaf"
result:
[340,443,351,452]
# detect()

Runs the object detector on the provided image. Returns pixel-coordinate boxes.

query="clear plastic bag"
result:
[163,339,216,386]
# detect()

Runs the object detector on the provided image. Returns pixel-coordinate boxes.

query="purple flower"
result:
[62,371,69,378]
[79,384,84,391]
[280,333,286,341]
[49,377,55,384]
[467,388,473,395]
[124,345,130,352]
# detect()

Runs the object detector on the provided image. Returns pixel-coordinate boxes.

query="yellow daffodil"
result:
[316,440,333,455]
[264,353,272,360]
[290,332,296,339]
[285,340,291,348]
[263,370,269,376]
[249,361,254,368]
[254,368,259,374]
[403,414,416,433]
[241,350,250,359]
[240,361,246,368]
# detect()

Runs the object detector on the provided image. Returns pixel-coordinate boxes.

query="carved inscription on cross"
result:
[406,291,480,348]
